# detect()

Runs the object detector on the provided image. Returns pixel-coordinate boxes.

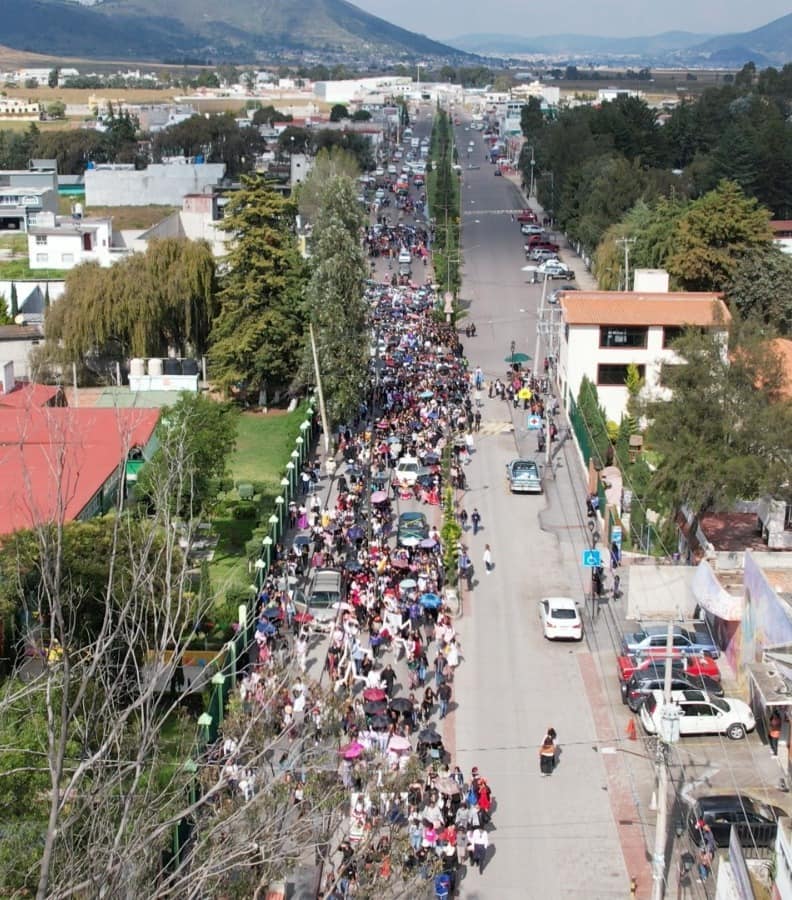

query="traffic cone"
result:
[626,718,637,741]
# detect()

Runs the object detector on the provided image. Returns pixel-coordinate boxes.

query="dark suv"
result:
[624,671,723,712]
[688,795,786,848]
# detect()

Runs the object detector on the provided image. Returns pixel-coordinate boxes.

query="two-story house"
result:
[557,290,731,422]
[27,213,126,270]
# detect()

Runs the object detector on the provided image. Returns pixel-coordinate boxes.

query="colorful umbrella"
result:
[435,776,461,796]
[293,612,314,624]
[399,578,418,589]
[391,558,410,570]
[347,525,364,541]
[340,741,364,760]
[387,734,411,753]
[389,697,414,713]
[420,592,442,609]
[420,537,437,548]
[371,491,388,504]
[363,687,387,702]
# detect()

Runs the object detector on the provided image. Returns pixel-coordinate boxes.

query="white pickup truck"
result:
[522,259,576,283]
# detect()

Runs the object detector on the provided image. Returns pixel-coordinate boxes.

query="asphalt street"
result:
[447,121,633,898]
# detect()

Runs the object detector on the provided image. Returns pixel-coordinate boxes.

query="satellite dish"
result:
[14,314,26,325]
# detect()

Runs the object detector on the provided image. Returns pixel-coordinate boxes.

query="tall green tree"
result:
[667,180,773,291]
[44,239,216,364]
[643,325,792,516]
[209,176,306,400]
[304,174,368,426]
[726,247,792,334]
[9,282,18,318]
[136,392,238,516]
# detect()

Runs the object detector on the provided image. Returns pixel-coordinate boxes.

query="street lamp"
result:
[524,144,536,198]
[261,535,273,571]
[275,495,285,531]
[295,435,304,465]
[286,460,295,494]
[197,712,213,747]
[280,476,290,504]
[269,513,279,541]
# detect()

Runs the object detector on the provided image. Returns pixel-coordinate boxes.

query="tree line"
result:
[0,106,375,178]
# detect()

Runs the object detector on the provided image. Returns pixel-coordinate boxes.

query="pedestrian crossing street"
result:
[477,420,514,436]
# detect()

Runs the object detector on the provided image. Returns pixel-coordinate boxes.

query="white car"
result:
[640,690,755,740]
[539,597,583,641]
[521,223,544,235]
[394,456,421,485]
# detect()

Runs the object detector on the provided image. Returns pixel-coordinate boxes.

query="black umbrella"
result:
[417,728,442,745]
[293,535,312,547]
[389,697,414,713]
[369,714,390,731]
[344,560,363,571]
[364,699,388,715]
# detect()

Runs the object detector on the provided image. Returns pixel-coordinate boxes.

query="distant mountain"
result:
[0,0,466,62]
[690,13,792,66]
[448,31,710,57]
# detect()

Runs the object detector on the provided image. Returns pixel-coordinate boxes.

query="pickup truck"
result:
[525,240,561,256]
[617,653,721,685]
[524,259,575,282]
[516,209,537,223]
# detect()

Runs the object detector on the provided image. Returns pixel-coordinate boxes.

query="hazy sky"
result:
[352,0,790,40]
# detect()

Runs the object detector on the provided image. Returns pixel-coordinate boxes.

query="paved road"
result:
[448,121,633,898]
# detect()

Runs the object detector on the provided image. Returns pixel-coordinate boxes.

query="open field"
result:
[55,200,178,231]
[1,85,182,104]
[0,43,214,73]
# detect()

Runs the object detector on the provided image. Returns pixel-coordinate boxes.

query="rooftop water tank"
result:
[147,357,163,377]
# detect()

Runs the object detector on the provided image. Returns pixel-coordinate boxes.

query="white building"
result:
[771,220,792,255]
[27,213,124,270]
[597,87,644,104]
[0,98,40,120]
[510,81,561,107]
[557,290,730,422]
[0,185,59,232]
[85,162,226,207]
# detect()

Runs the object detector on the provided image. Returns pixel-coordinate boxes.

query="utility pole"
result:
[533,272,549,376]
[650,621,677,900]
[616,237,636,291]
[528,145,536,199]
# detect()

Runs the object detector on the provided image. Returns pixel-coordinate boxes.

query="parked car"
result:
[538,596,583,641]
[397,511,429,548]
[520,223,544,235]
[617,653,721,685]
[493,168,502,176]
[516,209,537,223]
[640,690,755,740]
[549,285,578,304]
[525,240,560,255]
[529,249,558,263]
[621,625,720,659]
[688,794,786,848]
[532,260,575,281]
[505,458,542,494]
[623,672,724,712]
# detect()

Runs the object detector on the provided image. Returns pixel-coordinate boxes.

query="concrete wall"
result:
[0,335,41,377]
[85,163,226,207]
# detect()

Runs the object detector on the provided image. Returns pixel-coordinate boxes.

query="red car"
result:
[617,653,721,683]
[516,209,537,223]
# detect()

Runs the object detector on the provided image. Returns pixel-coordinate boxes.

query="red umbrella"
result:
[293,612,314,624]
[391,558,409,569]
[363,687,387,702]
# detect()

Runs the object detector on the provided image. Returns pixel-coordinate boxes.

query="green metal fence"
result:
[568,395,592,466]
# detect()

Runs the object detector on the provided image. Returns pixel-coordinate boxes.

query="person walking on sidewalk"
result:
[769,709,783,755]
[483,544,493,574]
[471,508,481,535]
[438,680,452,719]
[539,736,556,776]
[458,508,469,531]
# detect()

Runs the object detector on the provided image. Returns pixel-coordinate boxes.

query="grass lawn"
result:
[209,403,309,597]
[230,405,308,487]
[0,259,66,279]
[56,197,177,231]
[0,234,27,253]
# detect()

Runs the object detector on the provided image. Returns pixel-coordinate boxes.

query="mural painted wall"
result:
[741,552,792,669]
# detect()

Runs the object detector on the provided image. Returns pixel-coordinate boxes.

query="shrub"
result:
[232,502,257,520]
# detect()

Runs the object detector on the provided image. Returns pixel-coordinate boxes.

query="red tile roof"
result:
[560,292,730,326]
[0,406,159,536]
[0,382,60,408]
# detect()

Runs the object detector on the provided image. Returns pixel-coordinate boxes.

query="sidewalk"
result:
[502,171,599,292]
